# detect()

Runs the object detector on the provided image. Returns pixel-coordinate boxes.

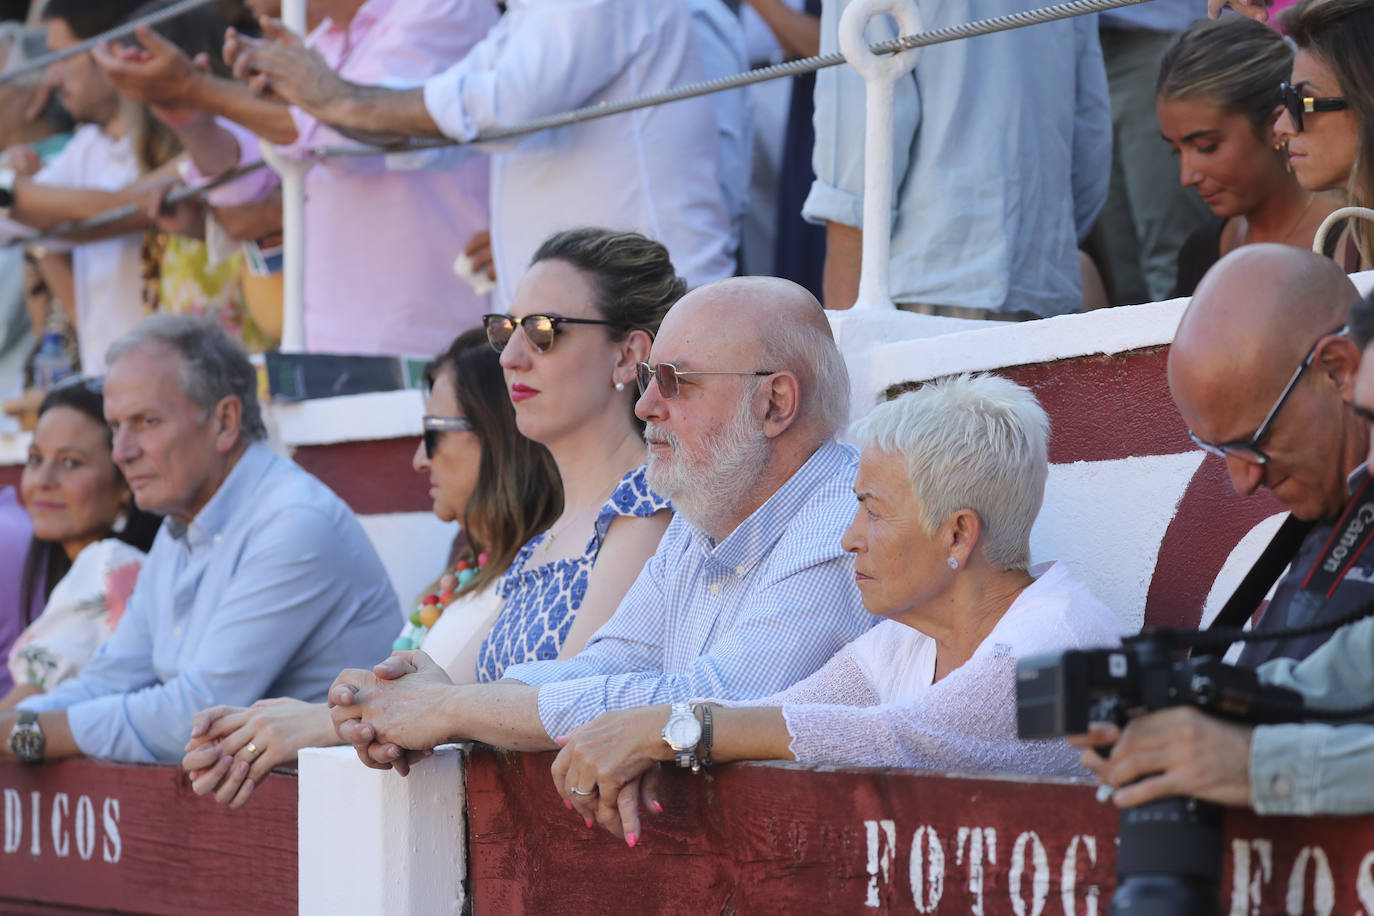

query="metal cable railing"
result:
[319,0,1151,156]
[22,0,1151,242]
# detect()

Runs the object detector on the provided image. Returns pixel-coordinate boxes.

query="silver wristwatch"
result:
[9,710,45,764]
[660,701,701,769]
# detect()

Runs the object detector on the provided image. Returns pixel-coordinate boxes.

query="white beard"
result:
[645,392,769,535]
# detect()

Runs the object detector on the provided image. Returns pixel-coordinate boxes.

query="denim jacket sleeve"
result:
[1251,615,1374,813]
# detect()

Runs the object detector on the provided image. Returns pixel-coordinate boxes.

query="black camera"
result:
[1016,634,1304,916]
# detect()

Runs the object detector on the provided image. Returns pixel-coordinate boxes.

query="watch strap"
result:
[692,703,713,774]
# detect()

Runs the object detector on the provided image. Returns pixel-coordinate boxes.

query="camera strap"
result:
[1301,473,1374,598]
[1208,514,1314,632]
[1208,474,1374,632]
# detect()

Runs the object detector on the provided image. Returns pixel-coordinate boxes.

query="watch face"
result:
[664,716,701,750]
[10,724,43,762]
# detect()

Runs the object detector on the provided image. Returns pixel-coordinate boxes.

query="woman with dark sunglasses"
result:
[1156,17,1347,298]
[1274,0,1374,268]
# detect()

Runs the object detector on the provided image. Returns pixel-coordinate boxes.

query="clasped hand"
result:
[550,707,676,844]
[328,650,454,775]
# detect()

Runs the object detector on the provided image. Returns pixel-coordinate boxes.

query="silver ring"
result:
[569,786,595,796]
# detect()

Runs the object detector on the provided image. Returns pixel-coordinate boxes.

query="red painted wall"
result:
[466,747,1374,915]
[0,760,296,915]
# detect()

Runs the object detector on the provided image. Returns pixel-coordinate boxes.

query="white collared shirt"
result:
[421,0,739,304]
[0,125,143,373]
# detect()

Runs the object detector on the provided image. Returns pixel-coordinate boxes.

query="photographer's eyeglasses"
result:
[482,313,618,354]
[635,362,776,400]
[422,415,474,459]
[1187,325,1347,465]
[1279,82,1348,133]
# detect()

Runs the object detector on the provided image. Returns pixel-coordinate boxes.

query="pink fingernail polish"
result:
[585,818,593,828]
[564,800,572,810]
[651,800,664,814]
[626,833,637,848]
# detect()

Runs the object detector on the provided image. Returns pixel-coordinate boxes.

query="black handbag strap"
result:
[1207,514,1315,632]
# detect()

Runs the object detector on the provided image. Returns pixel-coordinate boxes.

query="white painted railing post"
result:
[266,0,309,352]
[298,745,468,915]
[1313,206,1374,256]
[837,0,923,311]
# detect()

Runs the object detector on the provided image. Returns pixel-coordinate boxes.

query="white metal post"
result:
[837,0,923,311]
[268,0,309,351]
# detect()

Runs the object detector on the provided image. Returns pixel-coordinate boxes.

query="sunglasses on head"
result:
[1279,81,1348,133]
[481,313,619,354]
[422,415,474,459]
[635,362,776,400]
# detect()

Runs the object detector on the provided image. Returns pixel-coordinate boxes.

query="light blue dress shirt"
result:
[804,0,1111,316]
[1099,0,1200,34]
[20,442,401,762]
[1248,613,1374,815]
[503,439,877,739]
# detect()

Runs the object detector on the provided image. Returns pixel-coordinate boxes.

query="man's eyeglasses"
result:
[1187,325,1347,465]
[1279,82,1348,133]
[422,415,474,459]
[635,362,776,400]
[482,313,619,354]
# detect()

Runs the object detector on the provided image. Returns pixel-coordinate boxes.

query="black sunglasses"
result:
[635,362,776,400]
[481,313,619,354]
[1187,325,1347,465]
[1279,82,1348,133]
[422,415,474,459]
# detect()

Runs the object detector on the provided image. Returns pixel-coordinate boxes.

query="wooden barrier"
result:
[0,759,297,915]
[466,747,1374,916]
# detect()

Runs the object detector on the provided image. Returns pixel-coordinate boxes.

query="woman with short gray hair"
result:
[552,374,1126,844]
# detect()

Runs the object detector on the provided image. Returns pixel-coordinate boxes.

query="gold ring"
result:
[245,743,258,756]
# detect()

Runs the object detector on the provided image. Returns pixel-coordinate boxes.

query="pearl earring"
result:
[614,380,626,391]
[946,557,959,570]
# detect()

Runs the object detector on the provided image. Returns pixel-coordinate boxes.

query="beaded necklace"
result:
[394,550,489,651]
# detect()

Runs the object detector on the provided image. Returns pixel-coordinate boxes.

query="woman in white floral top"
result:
[2,379,160,709]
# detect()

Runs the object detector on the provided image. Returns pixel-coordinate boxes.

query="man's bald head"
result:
[1168,244,1366,520]
[1171,245,1358,402]
[656,276,850,436]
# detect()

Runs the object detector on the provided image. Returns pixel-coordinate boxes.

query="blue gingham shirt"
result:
[21,442,401,762]
[502,439,877,738]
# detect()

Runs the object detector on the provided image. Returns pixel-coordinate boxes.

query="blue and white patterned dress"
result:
[475,465,669,682]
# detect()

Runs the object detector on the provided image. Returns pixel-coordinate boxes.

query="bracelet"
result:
[692,703,713,774]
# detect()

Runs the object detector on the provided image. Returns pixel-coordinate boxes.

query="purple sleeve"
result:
[0,487,37,694]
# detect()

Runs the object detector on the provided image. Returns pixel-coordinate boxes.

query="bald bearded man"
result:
[1169,244,1368,666]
